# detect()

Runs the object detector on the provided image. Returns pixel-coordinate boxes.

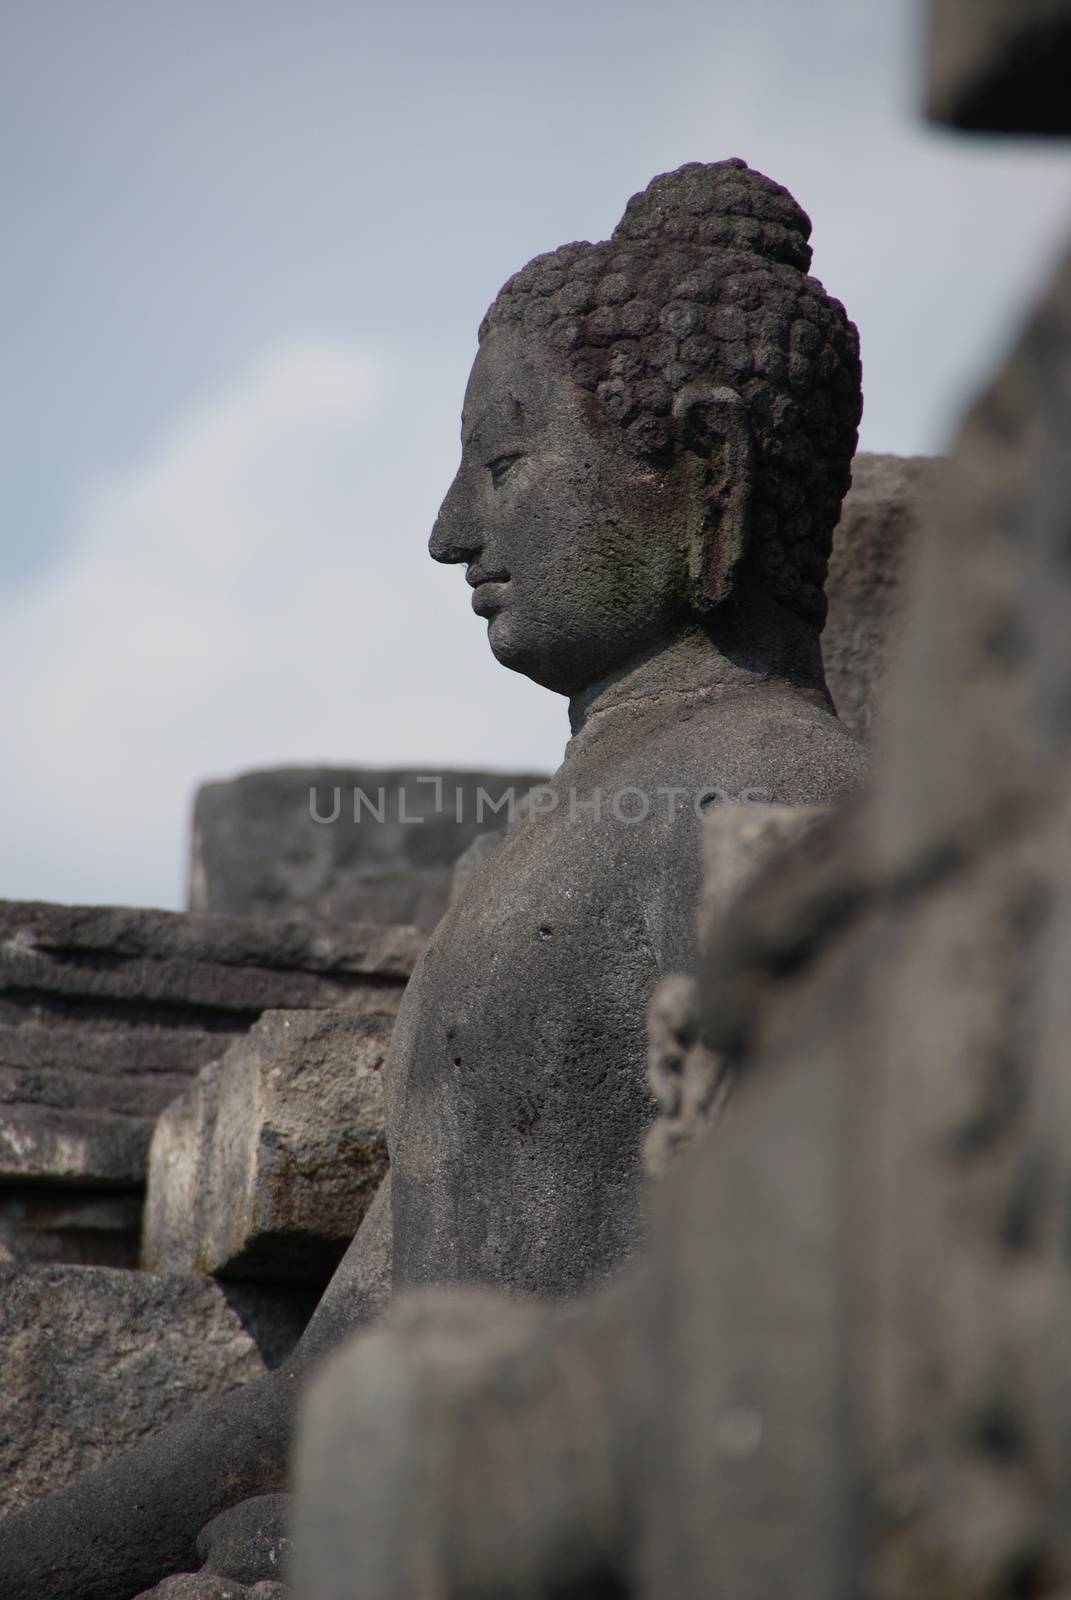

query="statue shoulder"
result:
[613,687,868,812]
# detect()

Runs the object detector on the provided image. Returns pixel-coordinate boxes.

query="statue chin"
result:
[485,616,569,694]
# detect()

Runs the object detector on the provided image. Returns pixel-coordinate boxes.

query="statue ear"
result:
[671,382,753,611]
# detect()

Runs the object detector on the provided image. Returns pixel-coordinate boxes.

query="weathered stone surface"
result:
[134,1497,296,1596]
[293,1288,632,1600]
[189,767,547,931]
[137,1579,286,1599]
[0,1186,143,1267]
[295,194,1071,1600]
[927,0,1071,133]
[686,233,1071,1594]
[822,453,941,743]
[0,902,418,1186]
[293,1049,846,1600]
[196,1496,292,1587]
[0,159,868,1600]
[142,1010,392,1286]
[0,1266,278,1518]
[645,803,830,1177]
[698,801,833,939]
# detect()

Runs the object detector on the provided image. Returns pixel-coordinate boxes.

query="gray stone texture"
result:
[695,225,1071,1597]
[0,159,869,1600]
[188,767,547,931]
[645,803,830,1177]
[142,1010,392,1286]
[698,799,834,936]
[135,1496,294,1596]
[293,212,1071,1600]
[0,1266,289,1519]
[394,150,868,1303]
[194,1496,292,1589]
[136,1582,286,1600]
[0,901,418,1188]
[0,1186,143,1268]
[293,1288,629,1600]
[927,0,1071,133]
[822,452,941,744]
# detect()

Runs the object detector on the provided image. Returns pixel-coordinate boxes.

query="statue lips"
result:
[468,569,511,617]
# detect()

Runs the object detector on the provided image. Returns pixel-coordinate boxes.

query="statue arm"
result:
[0,1176,393,1600]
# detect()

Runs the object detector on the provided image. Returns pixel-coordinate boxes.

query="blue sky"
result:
[3,0,1069,909]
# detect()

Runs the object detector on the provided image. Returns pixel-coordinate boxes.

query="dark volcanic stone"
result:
[142,1011,392,1288]
[136,1578,287,1599]
[196,1495,293,1585]
[823,453,944,744]
[0,1186,143,1267]
[293,227,1071,1593]
[294,171,1071,1600]
[0,901,418,1187]
[0,1266,274,1518]
[0,158,867,1600]
[189,767,548,931]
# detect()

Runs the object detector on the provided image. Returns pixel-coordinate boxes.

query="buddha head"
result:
[429,159,862,697]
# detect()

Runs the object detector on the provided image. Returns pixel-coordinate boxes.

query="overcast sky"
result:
[3,0,1070,911]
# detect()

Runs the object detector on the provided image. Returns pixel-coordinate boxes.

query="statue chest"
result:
[386,799,672,1295]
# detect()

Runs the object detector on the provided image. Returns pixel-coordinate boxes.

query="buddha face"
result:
[429,326,691,697]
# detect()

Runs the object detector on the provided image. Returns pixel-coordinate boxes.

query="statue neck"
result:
[567,583,829,739]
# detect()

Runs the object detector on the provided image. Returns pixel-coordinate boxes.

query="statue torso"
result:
[387,683,867,1296]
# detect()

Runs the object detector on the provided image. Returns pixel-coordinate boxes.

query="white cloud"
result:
[0,342,567,910]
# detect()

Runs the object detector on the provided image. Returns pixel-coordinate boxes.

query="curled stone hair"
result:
[479,159,863,627]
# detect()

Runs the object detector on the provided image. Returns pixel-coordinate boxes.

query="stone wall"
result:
[189,767,548,930]
[0,901,418,1265]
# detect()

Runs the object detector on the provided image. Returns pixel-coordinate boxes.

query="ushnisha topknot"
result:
[613,158,814,272]
[480,159,862,628]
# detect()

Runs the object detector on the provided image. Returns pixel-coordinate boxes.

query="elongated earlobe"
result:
[671,382,754,611]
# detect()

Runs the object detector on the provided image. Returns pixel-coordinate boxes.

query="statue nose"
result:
[429,475,481,565]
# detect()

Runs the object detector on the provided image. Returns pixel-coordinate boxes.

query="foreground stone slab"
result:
[0,1265,299,1518]
[645,804,831,1177]
[189,766,548,931]
[927,0,1071,132]
[142,1010,391,1286]
[0,902,419,1187]
[688,221,1071,1596]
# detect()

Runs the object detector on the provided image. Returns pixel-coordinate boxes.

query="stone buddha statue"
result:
[0,159,867,1599]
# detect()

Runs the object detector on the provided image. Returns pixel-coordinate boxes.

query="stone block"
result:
[698,801,832,943]
[926,0,1071,133]
[0,1265,282,1517]
[189,766,548,930]
[823,453,941,744]
[0,1186,143,1268]
[0,901,418,1188]
[645,803,831,1178]
[142,1009,391,1285]
[293,1288,626,1600]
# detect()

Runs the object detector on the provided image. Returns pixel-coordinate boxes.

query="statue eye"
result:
[487,452,522,487]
